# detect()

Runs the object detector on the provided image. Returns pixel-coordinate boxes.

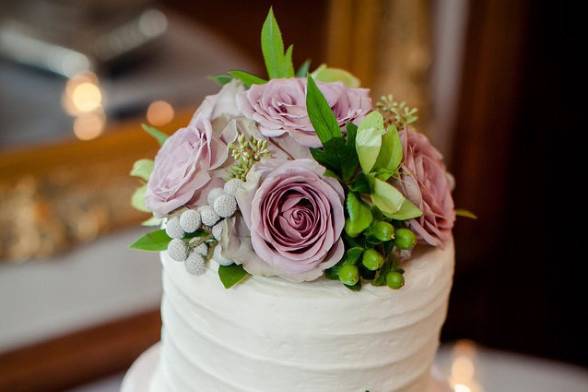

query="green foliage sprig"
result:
[305,80,422,290]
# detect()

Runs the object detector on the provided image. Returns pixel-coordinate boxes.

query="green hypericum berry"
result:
[386,271,405,289]
[361,249,384,271]
[338,264,359,286]
[394,228,417,250]
[369,221,395,242]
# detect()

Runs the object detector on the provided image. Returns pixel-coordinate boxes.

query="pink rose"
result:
[144,83,240,217]
[228,159,345,282]
[397,129,455,247]
[237,78,371,148]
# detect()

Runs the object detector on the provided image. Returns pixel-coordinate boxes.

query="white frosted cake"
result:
[144,244,453,392]
[122,7,465,392]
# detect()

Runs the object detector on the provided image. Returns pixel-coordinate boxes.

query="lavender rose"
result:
[237,78,371,148]
[397,129,455,247]
[145,124,228,217]
[229,159,345,282]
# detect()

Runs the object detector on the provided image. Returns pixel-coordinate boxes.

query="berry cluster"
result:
[165,178,243,274]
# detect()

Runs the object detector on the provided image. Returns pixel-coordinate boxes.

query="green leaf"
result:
[296,59,311,77]
[306,75,341,144]
[370,178,406,215]
[455,209,478,219]
[310,145,340,173]
[344,193,373,237]
[131,185,150,212]
[218,264,249,288]
[356,112,386,173]
[228,70,267,87]
[349,173,371,193]
[209,73,233,86]
[311,64,361,87]
[346,123,358,147]
[142,124,168,145]
[310,137,358,182]
[130,159,154,181]
[373,125,402,180]
[130,229,171,251]
[261,8,289,78]
[142,216,162,226]
[358,110,384,132]
[384,198,422,220]
[356,118,386,174]
[284,44,295,77]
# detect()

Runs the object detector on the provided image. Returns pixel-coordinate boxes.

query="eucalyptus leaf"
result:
[344,193,373,237]
[311,64,361,87]
[306,75,341,144]
[228,70,267,87]
[130,159,154,181]
[370,178,406,215]
[296,59,311,77]
[218,264,249,288]
[130,229,171,251]
[209,73,233,86]
[142,124,168,145]
[131,185,150,212]
[373,125,402,179]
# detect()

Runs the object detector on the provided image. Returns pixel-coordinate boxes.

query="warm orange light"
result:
[451,356,475,381]
[71,82,102,112]
[73,112,105,140]
[449,340,483,392]
[147,100,175,126]
[63,72,104,116]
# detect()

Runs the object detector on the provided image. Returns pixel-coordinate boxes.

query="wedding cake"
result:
[122,8,465,392]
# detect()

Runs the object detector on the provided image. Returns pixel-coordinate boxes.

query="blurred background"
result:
[0,0,582,391]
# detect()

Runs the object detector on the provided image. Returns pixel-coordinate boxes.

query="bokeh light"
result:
[146,100,174,126]
[73,112,105,140]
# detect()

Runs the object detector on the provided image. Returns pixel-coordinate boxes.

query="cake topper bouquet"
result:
[130,8,470,290]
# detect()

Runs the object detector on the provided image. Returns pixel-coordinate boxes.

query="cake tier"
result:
[150,240,454,392]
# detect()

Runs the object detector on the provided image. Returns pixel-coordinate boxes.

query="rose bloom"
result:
[237,78,371,148]
[144,81,244,217]
[397,129,455,247]
[226,159,345,282]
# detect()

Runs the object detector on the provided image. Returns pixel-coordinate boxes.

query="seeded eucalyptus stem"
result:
[376,95,418,129]
[228,135,271,180]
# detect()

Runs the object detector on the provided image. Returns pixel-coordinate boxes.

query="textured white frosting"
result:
[150,240,454,392]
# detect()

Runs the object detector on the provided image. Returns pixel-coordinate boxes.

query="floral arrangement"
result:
[130,8,471,290]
